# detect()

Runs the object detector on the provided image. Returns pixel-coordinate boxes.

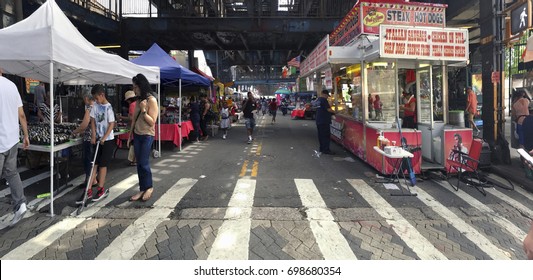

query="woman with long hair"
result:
[128,73,159,201]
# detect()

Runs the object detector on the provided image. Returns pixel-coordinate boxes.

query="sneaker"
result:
[10,203,27,227]
[76,189,93,205]
[92,187,109,202]
[247,139,252,144]
[222,134,227,139]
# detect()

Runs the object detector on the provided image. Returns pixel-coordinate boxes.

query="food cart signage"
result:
[329,2,447,47]
[330,6,361,46]
[379,25,468,61]
[300,36,329,77]
[362,2,446,35]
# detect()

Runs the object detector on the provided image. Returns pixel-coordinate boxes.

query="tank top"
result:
[133,96,157,136]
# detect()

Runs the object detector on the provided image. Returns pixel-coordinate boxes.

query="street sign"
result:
[511,1,531,35]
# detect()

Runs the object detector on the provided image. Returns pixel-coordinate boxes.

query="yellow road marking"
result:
[239,160,249,177]
[255,143,262,156]
[251,161,259,177]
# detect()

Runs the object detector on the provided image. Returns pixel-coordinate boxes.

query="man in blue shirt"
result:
[315,89,336,155]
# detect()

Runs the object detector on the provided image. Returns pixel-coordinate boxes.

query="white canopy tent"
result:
[0,0,160,216]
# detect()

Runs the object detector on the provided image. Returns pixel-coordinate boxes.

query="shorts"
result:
[245,118,256,129]
[467,111,475,122]
[94,139,116,167]
[270,110,277,116]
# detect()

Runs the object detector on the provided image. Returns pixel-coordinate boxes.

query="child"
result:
[220,102,230,139]
[374,95,382,120]
[77,85,115,204]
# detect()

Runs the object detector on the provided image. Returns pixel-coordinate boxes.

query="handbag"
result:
[128,144,135,162]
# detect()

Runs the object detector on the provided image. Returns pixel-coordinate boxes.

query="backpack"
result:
[221,109,229,119]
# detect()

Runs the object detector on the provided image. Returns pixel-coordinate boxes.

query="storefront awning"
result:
[192,67,215,81]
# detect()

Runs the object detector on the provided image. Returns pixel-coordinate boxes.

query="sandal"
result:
[142,188,153,201]
[129,191,144,201]
[128,161,137,166]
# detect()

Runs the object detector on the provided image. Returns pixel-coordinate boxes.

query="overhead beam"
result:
[445,0,479,21]
[124,17,340,33]
[56,0,118,32]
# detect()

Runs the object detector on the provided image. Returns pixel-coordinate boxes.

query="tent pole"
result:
[179,79,182,151]
[158,82,161,156]
[49,62,54,217]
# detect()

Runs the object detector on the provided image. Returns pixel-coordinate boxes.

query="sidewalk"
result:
[484,118,533,192]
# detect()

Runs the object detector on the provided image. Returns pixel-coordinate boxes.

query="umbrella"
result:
[275,88,291,95]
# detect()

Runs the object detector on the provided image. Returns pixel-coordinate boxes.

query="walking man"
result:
[316,89,336,155]
[465,87,480,136]
[242,92,257,144]
[0,68,30,226]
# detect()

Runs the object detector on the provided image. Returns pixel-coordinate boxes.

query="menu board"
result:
[380,25,469,61]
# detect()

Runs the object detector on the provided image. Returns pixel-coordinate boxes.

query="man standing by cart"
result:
[0,68,30,226]
[465,87,480,136]
[315,89,336,155]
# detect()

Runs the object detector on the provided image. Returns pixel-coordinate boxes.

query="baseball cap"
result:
[124,90,135,100]
[321,89,330,96]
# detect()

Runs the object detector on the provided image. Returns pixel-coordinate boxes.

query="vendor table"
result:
[18,138,83,215]
[373,146,417,197]
[19,138,82,153]
[117,121,194,148]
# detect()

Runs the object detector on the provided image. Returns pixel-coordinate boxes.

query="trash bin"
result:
[449,110,465,127]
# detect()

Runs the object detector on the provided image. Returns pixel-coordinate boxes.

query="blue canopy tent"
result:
[132,43,211,151]
[131,43,210,87]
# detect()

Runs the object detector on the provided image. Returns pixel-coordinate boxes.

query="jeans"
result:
[200,117,208,137]
[0,144,26,210]
[82,141,93,183]
[192,120,201,141]
[133,133,154,191]
[316,123,331,153]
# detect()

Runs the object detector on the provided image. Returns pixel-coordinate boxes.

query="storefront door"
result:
[416,66,434,161]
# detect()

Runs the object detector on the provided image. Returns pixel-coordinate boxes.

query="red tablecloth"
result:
[117,121,194,147]
[291,109,306,118]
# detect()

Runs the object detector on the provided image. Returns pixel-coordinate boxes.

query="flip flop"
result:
[142,188,153,201]
[130,191,144,201]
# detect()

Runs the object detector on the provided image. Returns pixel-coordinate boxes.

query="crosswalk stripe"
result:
[208,178,256,260]
[485,187,533,219]
[1,175,139,260]
[73,174,139,218]
[0,175,84,231]
[434,181,527,241]
[1,218,84,260]
[414,186,511,259]
[96,178,198,260]
[295,179,357,260]
[347,179,447,260]
[0,171,51,198]
[513,185,533,202]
